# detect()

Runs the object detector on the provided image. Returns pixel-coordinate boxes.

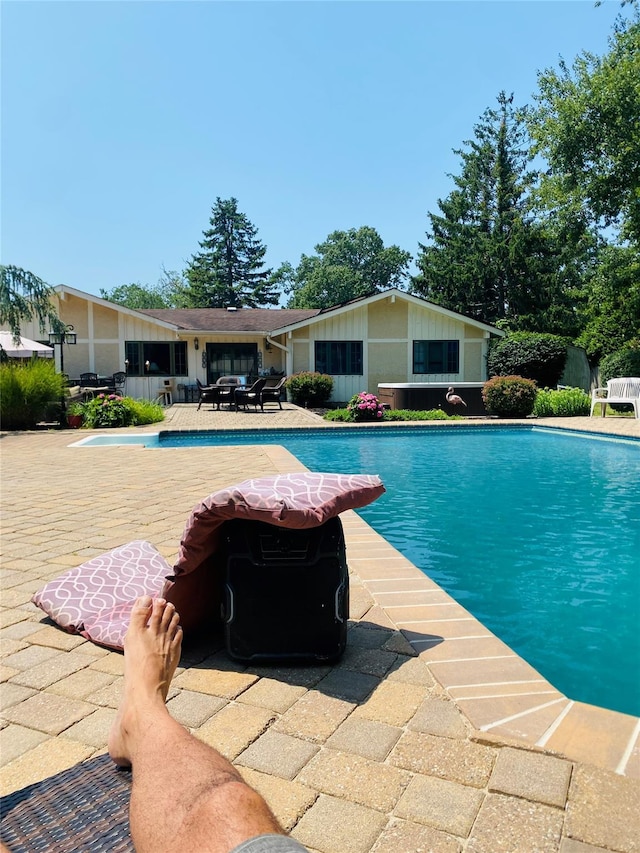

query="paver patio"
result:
[1,405,639,852]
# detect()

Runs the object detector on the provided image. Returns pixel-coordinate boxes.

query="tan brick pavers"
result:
[1,409,639,851]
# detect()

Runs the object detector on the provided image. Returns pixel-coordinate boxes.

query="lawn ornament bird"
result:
[446,387,467,408]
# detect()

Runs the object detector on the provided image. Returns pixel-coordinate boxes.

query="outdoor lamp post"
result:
[145,359,150,400]
[48,324,77,375]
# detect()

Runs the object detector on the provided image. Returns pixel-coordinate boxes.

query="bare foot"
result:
[108,596,183,767]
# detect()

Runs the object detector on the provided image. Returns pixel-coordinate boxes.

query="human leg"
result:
[108,596,288,853]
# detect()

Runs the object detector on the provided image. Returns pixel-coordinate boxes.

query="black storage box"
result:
[222,516,349,663]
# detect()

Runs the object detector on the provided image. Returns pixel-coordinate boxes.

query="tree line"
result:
[4,9,638,366]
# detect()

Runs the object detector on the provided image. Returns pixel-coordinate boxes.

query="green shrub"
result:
[599,342,640,385]
[323,407,461,422]
[482,375,537,418]
[82,394,135,428]
[487,333,568,388]
[79,394,165,428]
[285,372,333,407]
[346,392,385,422]
[323,409,352,422]
[384,408,460,421]
[533,387,591,417]
[0,360,68,430]
[125,398,165,425]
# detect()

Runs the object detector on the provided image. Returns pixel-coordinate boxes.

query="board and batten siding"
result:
[302,306,368,402]
[408,309,489,383]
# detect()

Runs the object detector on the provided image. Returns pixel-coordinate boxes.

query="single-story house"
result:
[8,285,505,406]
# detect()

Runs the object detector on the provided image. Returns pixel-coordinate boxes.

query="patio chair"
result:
[79,372,99,387]
[196,378,221,411]
[215,375,243,408]
[234,378,267,411]
[112,371,126,395]
[590,377,640,418]
[260,375,287,409]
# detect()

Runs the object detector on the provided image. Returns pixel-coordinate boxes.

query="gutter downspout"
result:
[266,336,290,375]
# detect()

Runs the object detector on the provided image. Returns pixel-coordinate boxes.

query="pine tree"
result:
[182,198,278,308]
[413,93,579,333]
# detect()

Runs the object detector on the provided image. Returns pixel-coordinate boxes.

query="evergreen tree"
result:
[182,198,278,308]
[413,93,579,334]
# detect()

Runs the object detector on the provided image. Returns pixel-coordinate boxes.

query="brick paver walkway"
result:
[1,406,638,852]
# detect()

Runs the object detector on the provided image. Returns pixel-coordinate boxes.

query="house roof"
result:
[54,284,504,338]
[138,307,320,333]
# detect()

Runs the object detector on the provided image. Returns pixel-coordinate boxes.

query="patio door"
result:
[205,343,258,384]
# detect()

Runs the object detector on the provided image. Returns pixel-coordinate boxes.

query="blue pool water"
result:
[81,425,640,715]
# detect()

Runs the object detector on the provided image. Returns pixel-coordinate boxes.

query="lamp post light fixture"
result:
[48,324,77,375]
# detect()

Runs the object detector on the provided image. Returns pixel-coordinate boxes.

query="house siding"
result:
[2,286,500,403]
[409,306,471,383]
[304,306,368,401]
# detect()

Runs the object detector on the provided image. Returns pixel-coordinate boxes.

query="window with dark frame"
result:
[413,340,459,374]
[125,341,188,376]
[315,341,363,375]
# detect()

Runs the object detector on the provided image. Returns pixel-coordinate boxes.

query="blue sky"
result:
[2,1,623,302]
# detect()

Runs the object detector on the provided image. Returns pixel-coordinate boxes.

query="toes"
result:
[128,595,154,630]
[147,597,168,629]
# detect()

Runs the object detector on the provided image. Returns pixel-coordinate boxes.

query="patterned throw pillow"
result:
[31,540,170,649]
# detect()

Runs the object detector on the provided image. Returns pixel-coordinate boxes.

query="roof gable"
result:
[269,289,505,336]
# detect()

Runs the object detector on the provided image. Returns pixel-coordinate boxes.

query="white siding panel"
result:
[305,308,368,402]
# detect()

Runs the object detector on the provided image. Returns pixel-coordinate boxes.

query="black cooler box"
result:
[222,516,349,663]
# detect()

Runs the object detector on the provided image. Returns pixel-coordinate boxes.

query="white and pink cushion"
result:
[32,473,385,650]
[172,472,385,577]
[31,540,170,649]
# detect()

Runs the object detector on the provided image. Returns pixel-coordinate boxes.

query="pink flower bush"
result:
[347,392,385,422]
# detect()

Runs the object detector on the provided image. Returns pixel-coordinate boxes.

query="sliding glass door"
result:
[205,343,258,384]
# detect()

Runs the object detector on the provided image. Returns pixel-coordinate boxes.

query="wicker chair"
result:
[234,378,267,411]
[112,371,126,395]
[196,378,221,411]
[260,376,287,409]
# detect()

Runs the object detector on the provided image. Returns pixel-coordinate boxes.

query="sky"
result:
[1,0,625,303]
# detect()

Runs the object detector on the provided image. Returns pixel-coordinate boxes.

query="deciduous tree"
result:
[530,12,640,246]
[282,226,411,309]
[100,282,170,309]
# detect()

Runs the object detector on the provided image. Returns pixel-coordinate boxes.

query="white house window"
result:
[413,340,459,374]
[315,341,363,375]
[125,342,187,376]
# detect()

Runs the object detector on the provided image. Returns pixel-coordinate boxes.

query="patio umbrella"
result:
[0,331,54,358]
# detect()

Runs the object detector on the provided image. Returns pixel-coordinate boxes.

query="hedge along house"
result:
[6,286,504,406]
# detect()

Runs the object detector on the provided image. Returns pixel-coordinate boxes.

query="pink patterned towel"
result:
[32,472,385,650]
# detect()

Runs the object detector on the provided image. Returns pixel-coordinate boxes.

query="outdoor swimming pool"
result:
[78,425,640,716]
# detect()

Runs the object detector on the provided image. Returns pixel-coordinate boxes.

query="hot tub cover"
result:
[32,472,385,649]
